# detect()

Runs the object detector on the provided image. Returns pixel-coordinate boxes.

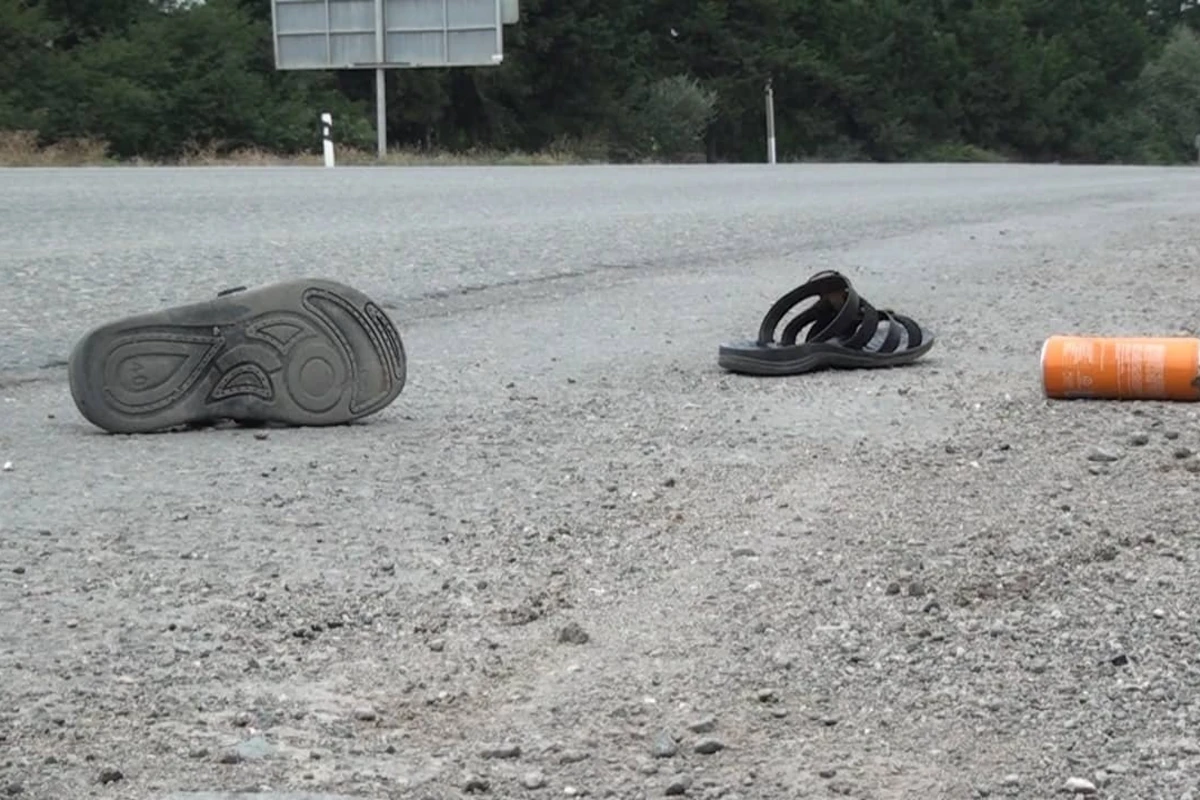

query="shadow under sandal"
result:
[68,278,407,433]
[717,269,934,376]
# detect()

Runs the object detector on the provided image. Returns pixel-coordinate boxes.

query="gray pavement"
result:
[3,163,1200,800]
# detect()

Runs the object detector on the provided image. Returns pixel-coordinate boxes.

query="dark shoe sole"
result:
[717,336,935,376]
[67,278,406,433]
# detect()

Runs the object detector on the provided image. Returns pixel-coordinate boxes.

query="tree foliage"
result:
[2,0,1200,163]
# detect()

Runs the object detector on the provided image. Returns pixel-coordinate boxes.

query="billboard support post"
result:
[374,0,386,159]
[376,68,387,160]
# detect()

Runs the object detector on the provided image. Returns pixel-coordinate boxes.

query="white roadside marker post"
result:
[321,112,335,168]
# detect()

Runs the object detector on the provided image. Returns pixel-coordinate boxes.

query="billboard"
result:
[271,0,518,70]
[270,0,519,157]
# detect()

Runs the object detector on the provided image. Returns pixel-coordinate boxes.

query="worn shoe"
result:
[67,278,406,433]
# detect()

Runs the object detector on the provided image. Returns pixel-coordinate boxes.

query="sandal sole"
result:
[717,336,935,376]
[67,278,406,433]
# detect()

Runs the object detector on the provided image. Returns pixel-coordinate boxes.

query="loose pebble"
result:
[97,768,123,785]
[463,775,489,794]
[557,622,590,645]
[1065,776,1097,794]
[1086,447,1121,463]
[651,730,678,758]
[481,743,522,759]
[665,775,692,796]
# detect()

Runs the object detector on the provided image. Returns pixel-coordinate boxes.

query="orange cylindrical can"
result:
[1041,335,1200,401]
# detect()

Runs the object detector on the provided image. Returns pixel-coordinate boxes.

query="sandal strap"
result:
[756,270,856,346]
[859,309,928,354]
[755,270,929,356]
[839,298,881,350]
[779,285,864,346]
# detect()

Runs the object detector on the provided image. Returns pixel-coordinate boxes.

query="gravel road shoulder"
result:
[2,166,1200,800]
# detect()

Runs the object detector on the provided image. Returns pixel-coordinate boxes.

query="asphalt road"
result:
[3,163,1200,800]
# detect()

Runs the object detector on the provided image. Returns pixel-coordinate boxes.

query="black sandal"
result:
[717,270,934,376]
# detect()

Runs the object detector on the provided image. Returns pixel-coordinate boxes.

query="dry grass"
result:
[0,129,609,168]
[0,130,114,166]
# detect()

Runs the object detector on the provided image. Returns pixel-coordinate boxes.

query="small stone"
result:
[1128,433,1150,446]
[755,689,777,703]
[480,743,521,759]
[557,622,590,645]
[253,431,269,441]
[818,769,837,779]
[558,749,589,764]
[665,775,693,795]
[11,566,24,575]
[4,783,24,796]
[1153,608,1165,619]
[232,711,253,727]
[463,775,490,793]
[1174,446,1193,459]
[1000,774,1020,787]
[885,582,901,595]
[687,716,717,734]
[651,730,678,758]
[1165,430,1181,440]
[1064,776,1097,794]
[428,638,445,652]
[693,738,725,755]
[230,735,273,761]
[563,787,579,797]
[97,768,123,785]
[906,581,927,598]
[2,462,12,472]
[522,771,547,790]
[1086,447,1120,463]
[353,706,378,722]
[731,547,757,557]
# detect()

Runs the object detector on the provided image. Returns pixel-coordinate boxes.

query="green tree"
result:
[1135,24,1200,161]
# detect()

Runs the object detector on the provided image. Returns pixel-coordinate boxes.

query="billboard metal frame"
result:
[270,0,518,158]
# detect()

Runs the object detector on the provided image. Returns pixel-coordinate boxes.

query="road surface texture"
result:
[3,163,1200,800]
